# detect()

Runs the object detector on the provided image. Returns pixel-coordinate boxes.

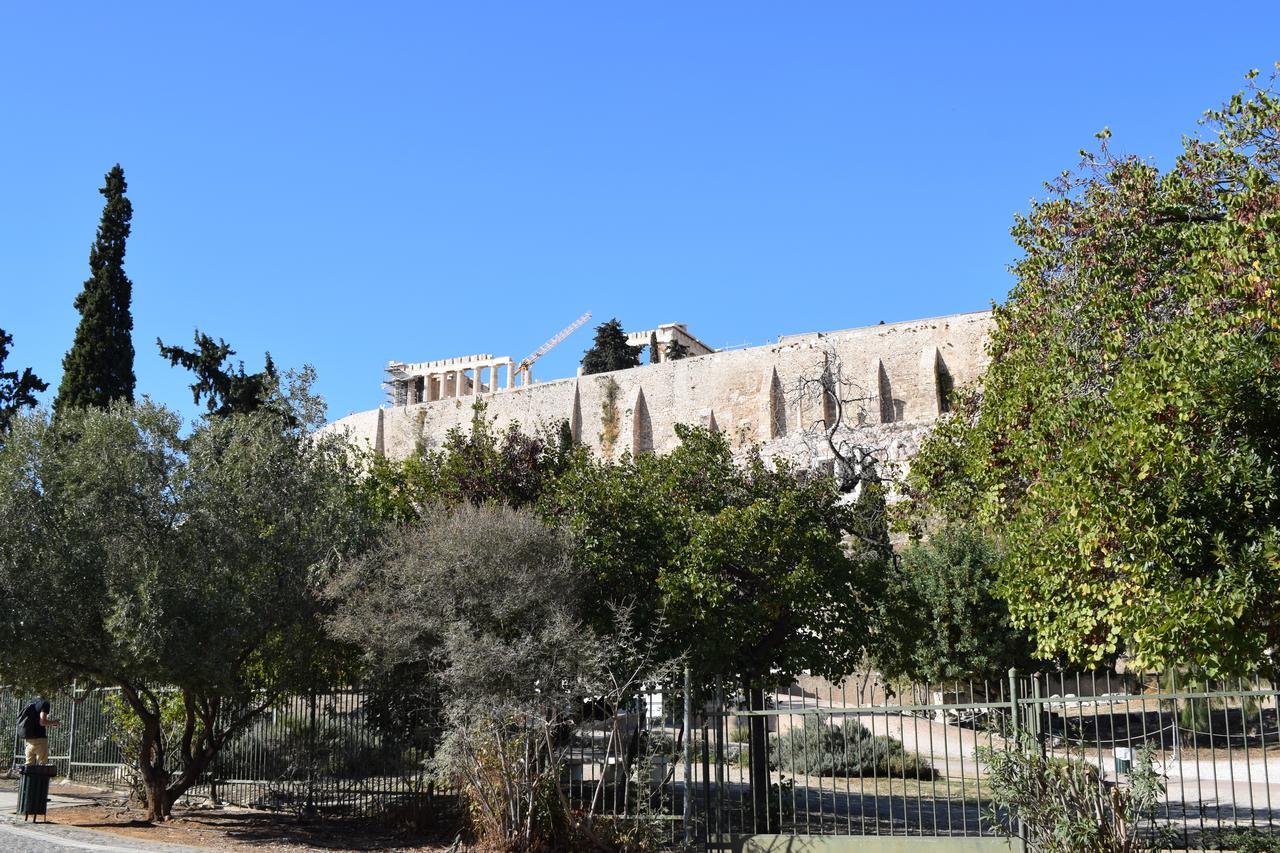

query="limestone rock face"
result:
[322,311,993,479]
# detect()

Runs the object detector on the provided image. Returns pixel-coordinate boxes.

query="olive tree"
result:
[327,503,677,850]
[0,402,366,819]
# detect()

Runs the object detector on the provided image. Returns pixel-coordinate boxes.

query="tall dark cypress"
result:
[580,318,643,376]
[54,165,136,412]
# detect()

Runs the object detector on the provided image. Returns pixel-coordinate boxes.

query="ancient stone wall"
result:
[322,310,994,472]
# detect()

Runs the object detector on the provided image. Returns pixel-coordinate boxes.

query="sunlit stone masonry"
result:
[323,312,994,478]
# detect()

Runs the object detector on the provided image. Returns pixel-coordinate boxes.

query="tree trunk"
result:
[138,739,219,819]
[165,751,218,810]
[127,691,174,819]
[135,716,173,821]
[747,684,774,834]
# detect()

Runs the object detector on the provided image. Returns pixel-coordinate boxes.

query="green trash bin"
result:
[17,764,56,821]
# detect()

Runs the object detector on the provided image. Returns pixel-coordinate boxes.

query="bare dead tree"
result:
[788,345,903,568]
[791,345,887,494]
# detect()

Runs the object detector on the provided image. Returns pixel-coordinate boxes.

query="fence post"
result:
[1030,674,1044,758]
[714,675,725,845]
[12,695,23,771]
[66,681,78,780]
[1008,668,1027,853]
[305,689,317,817]
[683,665,693,847]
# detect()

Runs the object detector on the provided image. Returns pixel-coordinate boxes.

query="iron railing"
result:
[693,670,1280,850]
[2,671,1277,850]
[3,684,453,824]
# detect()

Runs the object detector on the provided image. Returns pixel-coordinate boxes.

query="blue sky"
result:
[3,3,1278,423]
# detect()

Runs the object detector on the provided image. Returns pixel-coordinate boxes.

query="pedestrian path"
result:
[0,791,208,852]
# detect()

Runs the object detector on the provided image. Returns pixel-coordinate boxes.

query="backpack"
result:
[16,699,43,739]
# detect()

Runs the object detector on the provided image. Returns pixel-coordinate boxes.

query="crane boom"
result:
[514,310,592,384]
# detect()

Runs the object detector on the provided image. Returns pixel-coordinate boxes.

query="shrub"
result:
[1217,829,1280,853]
[777,715,933,779]
[979,732,1163,853]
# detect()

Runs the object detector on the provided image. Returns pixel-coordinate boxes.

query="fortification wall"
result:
[323,310,994,470]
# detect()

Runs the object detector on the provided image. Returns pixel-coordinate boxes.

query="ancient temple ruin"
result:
[327,311,994,475]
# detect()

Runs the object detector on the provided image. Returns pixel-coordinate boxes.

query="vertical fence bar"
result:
[12,695,22,769]
[701,719,711,849]
[1255,673,1274,835]
[713,677,725,847]
[66,681,78,781]
[1008,668,1026,852]
[683,665,692,847]
[305,689,316,817]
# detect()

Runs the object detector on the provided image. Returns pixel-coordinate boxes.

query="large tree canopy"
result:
[55,165,136,412]
[905,72,1280,676]
[549,424,885,686]
[0,402,367,819]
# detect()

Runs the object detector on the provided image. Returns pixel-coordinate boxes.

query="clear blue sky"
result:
[3,3,1277,423]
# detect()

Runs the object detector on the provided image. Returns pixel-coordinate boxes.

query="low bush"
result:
[979,732,1164,853]
[776,715,933,779]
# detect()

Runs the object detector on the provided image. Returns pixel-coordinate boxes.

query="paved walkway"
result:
[0,791,207,852]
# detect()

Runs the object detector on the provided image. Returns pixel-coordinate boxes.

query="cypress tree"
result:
[664,338,691,361]
[54,165,136,412]
[649,331,660,364]
[158,330,280,418]
[580,318,643,375]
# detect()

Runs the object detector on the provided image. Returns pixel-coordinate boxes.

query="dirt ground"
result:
[45,800,463,852]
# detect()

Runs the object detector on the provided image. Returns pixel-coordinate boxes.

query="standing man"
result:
[16,696,58,765]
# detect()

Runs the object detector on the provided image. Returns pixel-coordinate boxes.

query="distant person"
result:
[16,696,58,765]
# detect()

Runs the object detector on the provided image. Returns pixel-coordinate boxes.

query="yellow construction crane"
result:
[513,311,592,386]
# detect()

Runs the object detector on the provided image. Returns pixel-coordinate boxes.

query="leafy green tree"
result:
[905,71,1280,675]
[55,165,136,412]
[0,328,46,436]
[664,338,691,360]
[580,318,642,375]
[157,330,281,418]
[356,403,567,525]
[548,424,884,682]
[0,402,367,819]
[547,425,886,832]
[870,528,1037,684]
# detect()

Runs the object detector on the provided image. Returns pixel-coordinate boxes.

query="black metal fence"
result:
[4,671,1279,850]
[3,685,454,825]
[691,670,1280,850]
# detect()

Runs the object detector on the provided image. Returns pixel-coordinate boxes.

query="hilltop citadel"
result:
[325,310,994,476]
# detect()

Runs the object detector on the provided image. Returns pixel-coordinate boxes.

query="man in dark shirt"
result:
[16,696,58,765]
